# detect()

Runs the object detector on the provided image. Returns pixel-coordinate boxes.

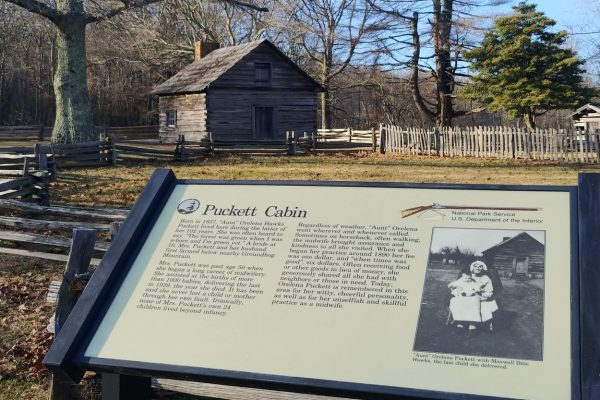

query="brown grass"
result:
[51,152,600,207]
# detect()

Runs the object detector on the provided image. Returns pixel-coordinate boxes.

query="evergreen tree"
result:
[461,2,593,129]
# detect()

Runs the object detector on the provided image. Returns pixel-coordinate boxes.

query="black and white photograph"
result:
[413,228,546,361]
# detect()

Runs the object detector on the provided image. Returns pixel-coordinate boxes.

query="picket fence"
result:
[380,125,600,163]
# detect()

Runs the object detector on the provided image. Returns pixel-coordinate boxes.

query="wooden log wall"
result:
[380,125,600,163]
[159,94,207,143]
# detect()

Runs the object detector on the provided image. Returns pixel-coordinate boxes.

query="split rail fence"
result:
[0,198,128,264]
[0,148,53,204]
[315,128,378,151]
[0,125,158,142]
[4,124,600,166]
[380,125,600,163]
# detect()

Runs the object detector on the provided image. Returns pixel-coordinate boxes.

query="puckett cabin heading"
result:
[202,204,307,218]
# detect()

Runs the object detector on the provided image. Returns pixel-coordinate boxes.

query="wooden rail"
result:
[103,125,159,140]
[0,125,158,142]
[0,199,127,263]
[315,128,378,151]
[0,125,52,141]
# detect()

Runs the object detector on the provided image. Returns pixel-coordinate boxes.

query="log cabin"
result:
[151,40,325,143]
[481,232,545,278]
[570,103,600,131]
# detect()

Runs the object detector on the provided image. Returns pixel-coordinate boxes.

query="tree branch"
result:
[452,106,487,117]
[3,0,60,22]
[87,0,163,22]
[223,0,269,12]
[89,0,268,23]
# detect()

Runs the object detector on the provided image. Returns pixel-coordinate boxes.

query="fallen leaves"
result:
[0,277,55,380]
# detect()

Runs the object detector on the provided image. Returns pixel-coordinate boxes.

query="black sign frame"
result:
[44,169,598,400]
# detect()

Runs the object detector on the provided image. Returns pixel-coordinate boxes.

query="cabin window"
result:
[254,107,274,138]
[255,63,271,85]
[166,110,177,127]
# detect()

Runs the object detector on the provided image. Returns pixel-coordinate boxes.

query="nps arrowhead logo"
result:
[176,199,200,214]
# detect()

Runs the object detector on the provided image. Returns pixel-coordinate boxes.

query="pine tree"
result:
[461,2,594,129]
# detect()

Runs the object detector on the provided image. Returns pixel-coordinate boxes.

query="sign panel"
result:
[79,179,575,400]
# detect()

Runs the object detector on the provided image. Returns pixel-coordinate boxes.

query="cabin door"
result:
[254,107,275,139]
[514,256,529,275]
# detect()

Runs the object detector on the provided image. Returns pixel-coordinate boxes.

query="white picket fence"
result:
[380,125,600,163]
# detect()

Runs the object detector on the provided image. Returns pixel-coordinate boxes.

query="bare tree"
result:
[3,0,267,143]
[369,0,497,127]
[0,2,55,125]
[280,0,382,129]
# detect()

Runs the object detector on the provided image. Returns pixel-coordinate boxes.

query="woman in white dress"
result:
[448,260,498,334]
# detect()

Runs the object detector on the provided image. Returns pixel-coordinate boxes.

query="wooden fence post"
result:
[595,130,600,163]
[311,132,316,151]
[348,127,352,143]
[302,132,309,153]
[182,135,187,162]
[290,131,297,155]
[109,136,117,166]
[38,153,50,206]
[371,128,376,152]
[110,221,122,240]
[50,228,97,400]
[379,125,386,154]
[208,132,214,153]
[432,127,439,156]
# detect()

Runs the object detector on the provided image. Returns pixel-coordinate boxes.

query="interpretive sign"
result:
[45,170,600,400]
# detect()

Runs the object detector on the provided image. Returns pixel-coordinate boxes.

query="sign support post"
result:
[578,173,600,400]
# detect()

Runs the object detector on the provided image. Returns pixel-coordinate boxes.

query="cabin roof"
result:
[481,232,543,255]
[569,103,600,119]
[151,39,324,95]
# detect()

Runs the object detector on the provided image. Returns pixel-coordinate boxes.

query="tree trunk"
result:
[433,0,454,127]
[320,90,332,129]
[409,12,435,125]
[523,109,536,130]
[52,20,96,144]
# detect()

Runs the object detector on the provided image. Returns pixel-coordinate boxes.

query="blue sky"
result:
[490,1,584,30]
[535,0,581,29]
[479,1,600,67]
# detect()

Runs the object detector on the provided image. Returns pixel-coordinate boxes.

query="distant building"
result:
[569,103,600,131]
[151,39,324,143]
[481,232,545,278]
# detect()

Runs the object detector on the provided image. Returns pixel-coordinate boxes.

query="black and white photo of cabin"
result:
[413,228,546,361]
[481,232,545,279]
[151,39,325,143]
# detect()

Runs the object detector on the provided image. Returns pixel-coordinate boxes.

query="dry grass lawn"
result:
[52,152,600,208]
